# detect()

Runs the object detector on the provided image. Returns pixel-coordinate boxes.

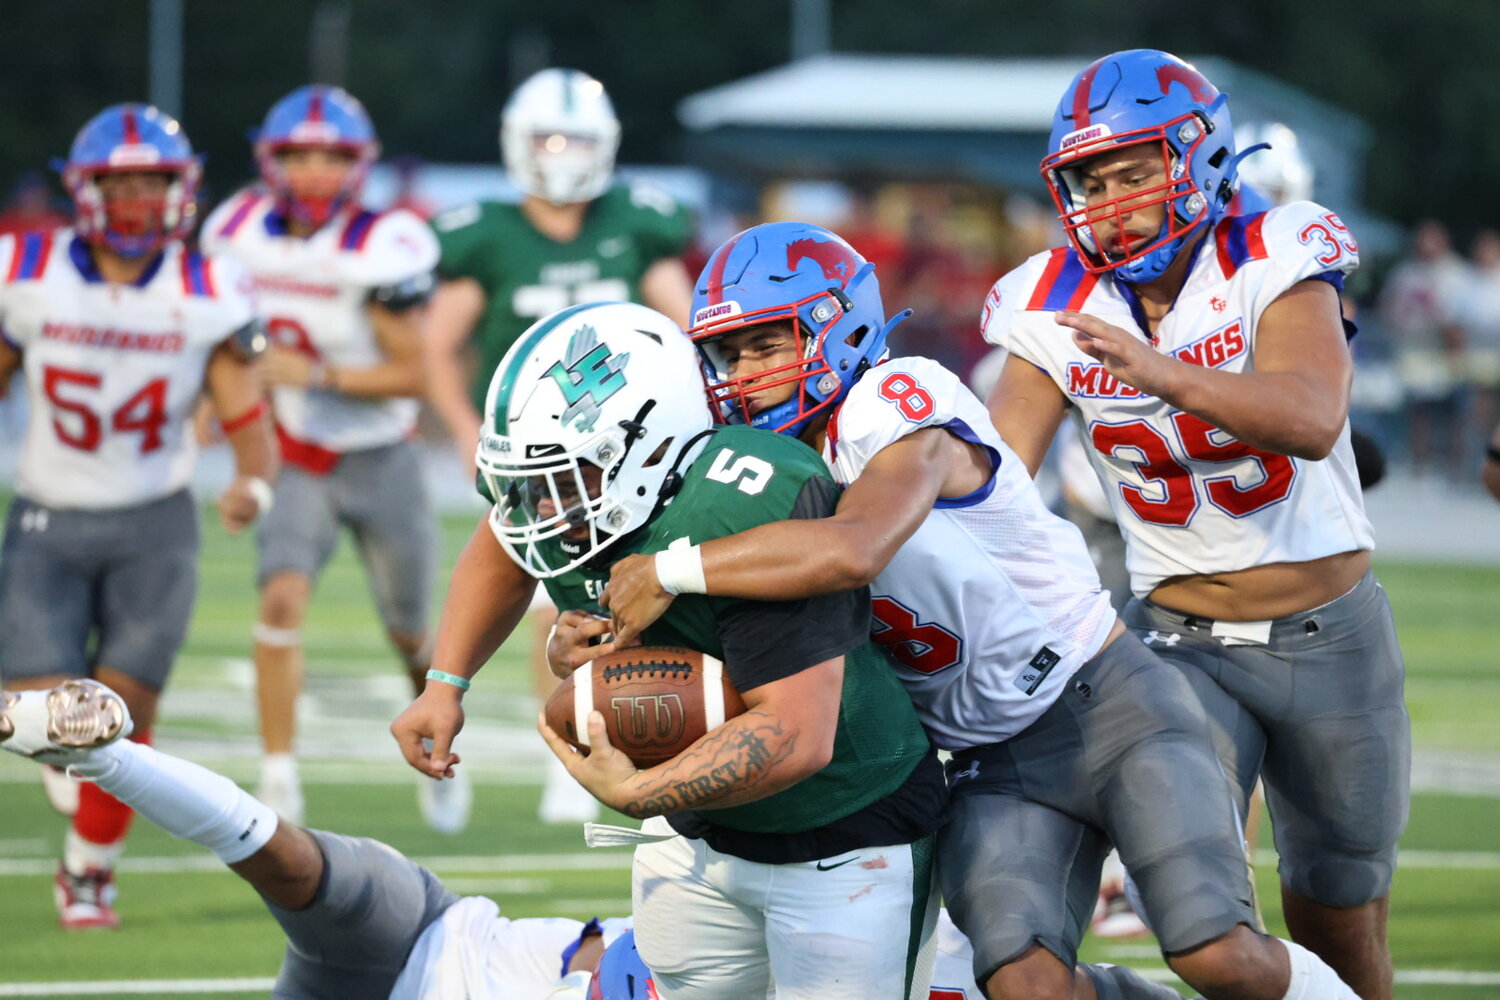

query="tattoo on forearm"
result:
[619,713,798,819]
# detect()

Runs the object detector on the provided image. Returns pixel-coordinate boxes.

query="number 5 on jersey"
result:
[705,449,774,496]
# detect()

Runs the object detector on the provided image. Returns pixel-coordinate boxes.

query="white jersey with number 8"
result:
[0,229,254,511]
[982,201,1373,596]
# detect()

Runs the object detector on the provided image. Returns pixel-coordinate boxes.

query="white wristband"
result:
[654,544,706,596]
[245,476,274,515]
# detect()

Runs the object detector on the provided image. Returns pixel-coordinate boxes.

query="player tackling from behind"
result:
[0,104,273,928]
[982,49,1408,1000]
[394,301,945,999]
[598,222,1362,1000]
[202,85,456,833]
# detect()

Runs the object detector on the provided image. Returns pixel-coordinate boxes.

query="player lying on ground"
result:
[394,302,944,999]
[0,679,641,1000]
[595,222,1362,1000]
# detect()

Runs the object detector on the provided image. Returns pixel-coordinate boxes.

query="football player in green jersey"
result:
[392,301,944,1000]
[424,70,694,823]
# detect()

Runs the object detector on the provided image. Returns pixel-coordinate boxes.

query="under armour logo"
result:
[950,760,982,784]
[19,509,49,533]
[1144,630,1181,646]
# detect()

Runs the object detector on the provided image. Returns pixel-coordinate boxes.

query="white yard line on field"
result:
[0,849,634,877]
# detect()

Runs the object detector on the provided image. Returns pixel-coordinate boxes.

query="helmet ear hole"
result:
[1207,147,1228,169]
[641,438,673,469]
[843,325,870,350]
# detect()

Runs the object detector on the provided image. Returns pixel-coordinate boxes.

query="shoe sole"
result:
[44,680,129,750]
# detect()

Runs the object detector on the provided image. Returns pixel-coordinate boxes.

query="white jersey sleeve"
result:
[825,359,1114,749]
[392,899,631,1000]
[339,208,440,289]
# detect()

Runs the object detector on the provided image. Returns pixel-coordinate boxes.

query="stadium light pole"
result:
[148,0,183,118]
[791,0,831,61]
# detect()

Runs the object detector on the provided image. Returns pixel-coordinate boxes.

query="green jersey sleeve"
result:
[430,201,496,282]
[620,181,694,263]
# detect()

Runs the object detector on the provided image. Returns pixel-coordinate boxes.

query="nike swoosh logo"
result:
[815,857,859,871]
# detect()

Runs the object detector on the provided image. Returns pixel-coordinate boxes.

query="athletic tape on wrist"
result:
[655,544,706,595]
[245,476,274,515]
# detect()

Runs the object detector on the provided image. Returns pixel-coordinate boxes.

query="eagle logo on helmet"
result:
[544,324,630,434]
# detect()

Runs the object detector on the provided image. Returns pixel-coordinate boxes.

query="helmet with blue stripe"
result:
[254,85,380,227]
[588,930,655,1000]
[1042,50,1242,284]
[689,221,908,439]
[61,103,202,258]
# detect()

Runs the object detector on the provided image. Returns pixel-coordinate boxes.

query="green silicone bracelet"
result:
[425,669,471,692]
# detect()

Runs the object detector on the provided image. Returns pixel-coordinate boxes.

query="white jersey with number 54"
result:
[823,355,1114,750]
[982,201,1373,597]
[0,229,254,510]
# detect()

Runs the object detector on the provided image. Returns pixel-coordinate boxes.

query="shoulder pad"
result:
[432,201,484,233]
[370,270,436,312]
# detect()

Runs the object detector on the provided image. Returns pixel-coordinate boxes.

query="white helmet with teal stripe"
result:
[478,301,713,578]
[501,68,620,205]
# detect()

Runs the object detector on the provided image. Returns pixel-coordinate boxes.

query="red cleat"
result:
[54,863,120,930]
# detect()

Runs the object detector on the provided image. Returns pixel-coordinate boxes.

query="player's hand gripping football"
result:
[600,553,676,649]
[537,708,638,812]
[390,685,465,781]
[546,609,618,679]
[1055,310,1181,399]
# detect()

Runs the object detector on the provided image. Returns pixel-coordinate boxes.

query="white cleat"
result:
[256,756,305,826]
[0,680,132,766]
[418,767,473,835]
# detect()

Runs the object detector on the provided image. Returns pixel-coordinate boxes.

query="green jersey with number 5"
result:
[431,183,693,410]
[538,425,932,837]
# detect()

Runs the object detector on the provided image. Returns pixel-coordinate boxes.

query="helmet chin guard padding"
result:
[688,221,909,438]
[477,301,712,578]
[1042,49,1240,284]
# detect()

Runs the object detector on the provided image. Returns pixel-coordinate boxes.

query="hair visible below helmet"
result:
[688,221,908,439]
[61,103,202,258]
[1042,49,1242,284]
[588,931,655,1000]
[501,68,620,205]
[254,84,380,228]
[1233,122,1314,208]
[477,301,712,578]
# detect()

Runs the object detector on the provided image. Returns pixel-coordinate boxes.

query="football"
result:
[544,646,747,768]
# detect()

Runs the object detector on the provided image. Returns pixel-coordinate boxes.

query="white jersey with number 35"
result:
[982,201,1374,597]
[0,229,254,510]
[202,191,438,454]
[823,356,1114,750]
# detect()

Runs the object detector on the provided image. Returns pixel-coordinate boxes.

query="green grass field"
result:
[1,509,1497,998]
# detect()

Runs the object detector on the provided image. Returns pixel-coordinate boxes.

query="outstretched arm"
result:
[602,426,989,645]
[391,516,537,779]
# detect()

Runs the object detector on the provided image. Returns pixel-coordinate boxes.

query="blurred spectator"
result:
[1379,219,1468,477]
[1457,229,1500,464]
[388,155,435,220]
[0,171,68,237]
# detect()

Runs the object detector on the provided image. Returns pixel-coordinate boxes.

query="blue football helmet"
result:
[1042,49,1245,284]
[689,221,908,438]
[588,931,656,1000]
[60,103,202,258]
[254,84,380,228]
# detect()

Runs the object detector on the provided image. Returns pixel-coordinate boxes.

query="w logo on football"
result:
[609,694,686,749]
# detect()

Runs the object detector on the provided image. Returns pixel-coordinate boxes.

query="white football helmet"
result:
[501,68,621,205]
[478,301,713,578]
[1234,122,1314,207]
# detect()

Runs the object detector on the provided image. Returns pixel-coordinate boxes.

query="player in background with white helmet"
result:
[598,222,1361,1000]
[983,50,1408,999]
[201,85,457,833]
[0,104,274,928]
[424,68,694,825]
